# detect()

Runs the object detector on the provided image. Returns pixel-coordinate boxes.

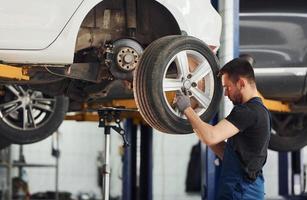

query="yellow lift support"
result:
[258,92,291,113]
[0,64,29,80]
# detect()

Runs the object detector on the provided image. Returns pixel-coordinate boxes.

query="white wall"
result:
[152,131,200,200]
[263,150,279,197]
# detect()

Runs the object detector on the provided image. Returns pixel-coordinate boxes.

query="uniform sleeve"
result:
[225,105,256,132]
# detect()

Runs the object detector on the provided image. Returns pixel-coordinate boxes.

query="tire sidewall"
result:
[269,132,307,151]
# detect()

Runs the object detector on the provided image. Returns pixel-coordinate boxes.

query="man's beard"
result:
[231,91,243,105]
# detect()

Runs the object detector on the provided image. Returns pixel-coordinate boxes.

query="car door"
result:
[0,0,83,50]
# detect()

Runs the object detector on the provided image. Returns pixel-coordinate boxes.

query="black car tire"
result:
[0,137,11,150]
[269,134,307,152]
[0,85,68,144]
[133,35,222,134]
[269,113,307,152]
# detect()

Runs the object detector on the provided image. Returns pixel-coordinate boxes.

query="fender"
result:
[0,0,105,64]
[156,0,221,48]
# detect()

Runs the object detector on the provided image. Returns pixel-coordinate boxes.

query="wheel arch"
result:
[50,0,220,63]
[156,0,222,48]
[73,0,184,54]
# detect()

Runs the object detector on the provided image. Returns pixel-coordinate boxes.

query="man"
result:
[175,57,270,199]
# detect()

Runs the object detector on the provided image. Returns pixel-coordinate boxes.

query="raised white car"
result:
[0,0,222,146]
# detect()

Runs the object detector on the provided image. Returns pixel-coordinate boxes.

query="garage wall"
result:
[263,150,279,197]
[152,131,200,200]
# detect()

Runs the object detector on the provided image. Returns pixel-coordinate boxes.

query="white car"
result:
[0,0,222,146]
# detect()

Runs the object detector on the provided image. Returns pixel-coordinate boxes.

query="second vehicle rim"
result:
[0,85,56,131]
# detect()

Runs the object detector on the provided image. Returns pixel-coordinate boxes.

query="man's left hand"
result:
[175,91,191,113]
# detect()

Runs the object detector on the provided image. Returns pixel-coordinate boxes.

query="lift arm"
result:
[258,92,291,113]
[0,64,29,80]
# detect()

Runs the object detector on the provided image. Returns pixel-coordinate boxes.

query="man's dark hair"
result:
[219,57,256,83]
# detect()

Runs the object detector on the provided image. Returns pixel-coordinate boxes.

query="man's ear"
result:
[238,78,245,88]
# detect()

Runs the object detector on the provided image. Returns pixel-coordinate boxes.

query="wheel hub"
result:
[116,47,140,71]
[183,79,192,90]
[107,39,143,80]
[21,94,31,106]
[123,53,134,63]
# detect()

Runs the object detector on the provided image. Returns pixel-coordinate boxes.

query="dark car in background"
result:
[240,0,307,151]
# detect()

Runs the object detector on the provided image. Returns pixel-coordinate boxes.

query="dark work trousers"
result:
[216,142,265,200]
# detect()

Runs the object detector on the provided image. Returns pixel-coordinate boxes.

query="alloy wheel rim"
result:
[162,50,215,119]
[0,85,56,131]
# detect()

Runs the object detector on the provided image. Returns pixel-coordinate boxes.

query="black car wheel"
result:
[133,35,222,134]
[269,112,307,151]
[0,137,11,150]
[0,85,68,144]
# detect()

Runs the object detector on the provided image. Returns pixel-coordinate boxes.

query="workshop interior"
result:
[0,0,307,199]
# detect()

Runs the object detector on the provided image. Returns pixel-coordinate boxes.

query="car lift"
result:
[97,107,132,200]
[66,106,153,200]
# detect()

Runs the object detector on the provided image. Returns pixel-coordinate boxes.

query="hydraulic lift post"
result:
[98,107,133,200]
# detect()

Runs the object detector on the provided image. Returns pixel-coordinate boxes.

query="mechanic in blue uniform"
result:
[175,57,271,199]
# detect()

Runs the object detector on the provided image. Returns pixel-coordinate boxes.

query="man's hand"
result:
[175,91,191,113]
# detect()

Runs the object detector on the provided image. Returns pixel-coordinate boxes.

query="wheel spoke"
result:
[32,97,55,106]
[32,97,56,103]
[22,107,28,129]
[175,51,190,79]
[32,102,53,112]
[163,78,183,92]
[0,99,21,108]
[190,87,211,109]
[190,62,211,82]
[27,105,37,128]
[17,85,27,96]
[5,85,20,97]
[2,103,23,118]
[174,107,184,118]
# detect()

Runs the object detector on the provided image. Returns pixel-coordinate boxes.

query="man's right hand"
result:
[175,91,191,113]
